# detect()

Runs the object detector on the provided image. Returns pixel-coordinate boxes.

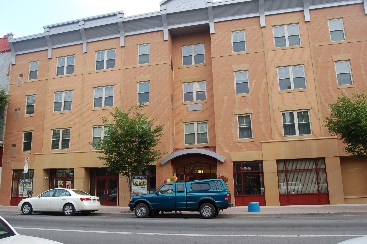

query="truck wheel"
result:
[135,203,150,218]
[199,203,216,219]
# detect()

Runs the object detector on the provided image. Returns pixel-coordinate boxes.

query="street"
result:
[1,212,366,244]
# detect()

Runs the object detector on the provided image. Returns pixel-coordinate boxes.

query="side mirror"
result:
[155,191,160,195]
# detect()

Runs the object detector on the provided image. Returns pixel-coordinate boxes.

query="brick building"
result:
[0,0,366,207]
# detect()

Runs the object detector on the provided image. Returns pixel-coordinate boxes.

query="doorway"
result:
[96,176,118,206]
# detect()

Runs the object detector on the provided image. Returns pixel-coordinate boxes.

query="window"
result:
[335,60,352,85]
[183,81,206,102]
[29,61,38,80]
[138,82,150,104]
[25,95,35,115]
[273,24,300,48]
[238,115,252,139]
[96,49,115,70]
[232,31,246,52]
[234,161,264,196]
[277,65,306,90]
[54,91,72,112]
[328,18,345,42]
[184,121,208,145]
[277,158,328,194]
[57,56,75,76]
[22,131,32,151]
[92,126,109,148]
[182,44,204,66]
[51,128,70,150]
[138,44,150,64]
[282,110,311,136]
[234,71,249,94]
[94,86,114,108]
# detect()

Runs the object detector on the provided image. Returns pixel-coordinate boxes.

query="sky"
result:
[0,0,164,37]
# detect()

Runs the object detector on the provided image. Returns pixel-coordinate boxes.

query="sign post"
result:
[23,157,29,198]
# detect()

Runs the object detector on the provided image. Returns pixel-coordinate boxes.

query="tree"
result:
[96,106,164,196]
[0,89,8,112]
[325,93,367,156]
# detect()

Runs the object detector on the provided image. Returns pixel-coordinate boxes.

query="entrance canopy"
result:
[160,148,226,165]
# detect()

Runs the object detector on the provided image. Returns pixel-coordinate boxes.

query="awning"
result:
[160,148,226,165]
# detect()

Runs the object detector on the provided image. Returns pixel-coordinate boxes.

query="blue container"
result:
[248,202,260,212]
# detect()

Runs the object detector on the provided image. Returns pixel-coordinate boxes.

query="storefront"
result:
[10,169,34,205]
[50,169,74,189]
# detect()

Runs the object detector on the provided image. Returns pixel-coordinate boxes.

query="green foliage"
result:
[0,89,8,112]
[325,93,367,156]
[96,106,164,194]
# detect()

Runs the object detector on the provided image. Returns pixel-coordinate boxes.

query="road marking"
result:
[14,227,364,238]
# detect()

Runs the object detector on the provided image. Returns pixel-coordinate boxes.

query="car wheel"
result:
[135,203,150,218]
[63,203,75,216]
[199,203,216,219]
[21,203,33,215]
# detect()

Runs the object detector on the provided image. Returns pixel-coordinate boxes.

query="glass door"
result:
[96,176,118,206]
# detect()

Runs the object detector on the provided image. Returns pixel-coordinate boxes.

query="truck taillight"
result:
[80,198,91,201]
[225,194,229,201]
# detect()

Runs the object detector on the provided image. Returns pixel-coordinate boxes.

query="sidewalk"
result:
[1,204,366,215]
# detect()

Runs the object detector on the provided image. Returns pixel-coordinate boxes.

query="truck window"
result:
[191,183,210,191]
[210,180,224,190]
[177,184,184,192]
[159,184,174,194]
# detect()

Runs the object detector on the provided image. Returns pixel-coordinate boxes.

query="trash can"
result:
[248,202,260,212]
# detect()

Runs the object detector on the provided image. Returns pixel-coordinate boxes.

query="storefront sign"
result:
[19,179,32,197]
[132,176,147,196]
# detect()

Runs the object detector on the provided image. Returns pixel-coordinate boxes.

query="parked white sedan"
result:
[18,188,100,216]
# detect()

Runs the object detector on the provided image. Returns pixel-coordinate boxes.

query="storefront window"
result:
[12,170,34,197]
[234,161,264,196]
[277,158,328,194]
[132,165,156,195]
[50,169,74,189]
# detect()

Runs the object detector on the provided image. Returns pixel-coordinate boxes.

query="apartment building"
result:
[0,0,366,207]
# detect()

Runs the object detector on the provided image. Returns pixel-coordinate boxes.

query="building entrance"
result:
[91,168,118,206]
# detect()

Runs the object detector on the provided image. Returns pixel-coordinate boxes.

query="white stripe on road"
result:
[14,227,364,238]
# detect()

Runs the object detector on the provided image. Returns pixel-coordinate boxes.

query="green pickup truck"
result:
[128,179,232,218]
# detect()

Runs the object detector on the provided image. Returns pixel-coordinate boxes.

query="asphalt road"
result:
[1,212,367,244]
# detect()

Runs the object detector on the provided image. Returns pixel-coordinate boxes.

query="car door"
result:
[32,189,55,211]
[49,189,71,211]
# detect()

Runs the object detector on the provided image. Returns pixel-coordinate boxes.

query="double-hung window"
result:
[328,18,345,42]
[54,91,72,112]
[29,61,38,80]
[282,110,311,136]
[23,131,32,151]
[335,60,352,86]
[57,56,75,76]
[94,86,114,108]
[92,126,109,148]
[182,44,204,66]
[138,44,150,64]
[138,82,150,104]
[277,65,306,90]
[183,81,206,102]
[238,115,252,139]
[51,128,70,150]
[273,24,300,48]
[96,49,115,70]
[232,31,246,52]
[26,95,35,115]
[184,122,208,145]
[234,71,249,94]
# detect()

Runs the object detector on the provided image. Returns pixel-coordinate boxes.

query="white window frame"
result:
[138,81,150,104]
[94,86,114,108]
[182,44,205,66]
[237,114,253,139]
[282,110,312,136]
[232,30,246,53]
[95,49,115,70]
[51,128,70,150]
[54,91,72,112]
[277,65,306,91]
[183,81,207,102]
[138,44,150,64]
[334,60,353,86]
[184,121,208,145]
[29,61,39,80]
[22,131,32,152]
[273,24,301,48]
[234,71,249,94]
[328,18,345,42]
[92,126,109,148]
[56,55,75,76]
[25,95,35,115]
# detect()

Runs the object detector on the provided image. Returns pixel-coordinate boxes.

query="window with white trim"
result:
[138,82,150,104]
[94,86,114,108]
[335,60,352,86]
[183,81,206,102]
[92,126,109,148]
[234,71,249,94]
[282,110,311,136]
[96,49,115,70]
[232,30,246,52]
[23,131,32,151]
[26,95,35,115]
[138,44,150,64]
[29,61,38,80]
[54,91,72,112]
[273,24,300,48]
[328,18,345,42]
[277,65,306,90]
[184,122,208,145]
[51,128,70,150]
[182,44,204,66]
[57,55,75,76]
[238,115,252,139]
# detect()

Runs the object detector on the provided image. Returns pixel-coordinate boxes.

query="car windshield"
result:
[72,190,90,195]
[0,218,16,239]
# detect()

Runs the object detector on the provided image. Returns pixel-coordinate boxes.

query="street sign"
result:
[24,157,29,173]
